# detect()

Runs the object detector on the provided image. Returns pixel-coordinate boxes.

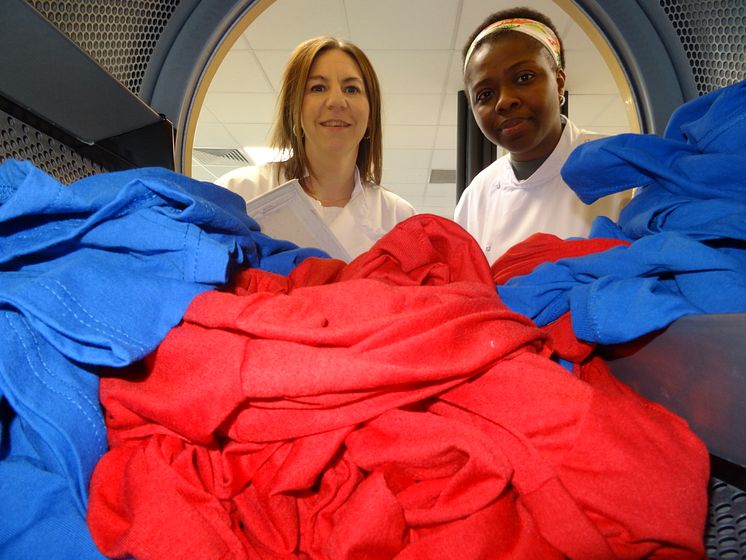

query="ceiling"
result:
[190,0,636,218]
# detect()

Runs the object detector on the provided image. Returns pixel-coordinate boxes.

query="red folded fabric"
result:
[490,232,631,285]
[88,216,708,559]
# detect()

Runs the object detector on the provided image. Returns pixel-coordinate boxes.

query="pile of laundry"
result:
[1,79,744,559]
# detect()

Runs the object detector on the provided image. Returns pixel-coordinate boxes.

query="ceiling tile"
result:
[559,17,599,52]
[254,50,294,92]
[435,125,457,149]
[190,160,215,181]
[564,48,618,94]
[384,125,437,150]
[424,183,457,201]
[193,122,239,148]
[384,182,427,198]
[366,50,451,94]
[430,149,457,170]
[381,167,429,184]
[455,0,517,48]
[383,94,443,126]
[445,51,467,94]
[223,123,273,147]
[346,0,459,50]
[208,50,273,93]
[190,160,248,183]
[195,104,219,124]
[384,149,432,169]
[225,33,251,51]
[243,0,349,50]
[205,92,277,123]
[438,93,459,126]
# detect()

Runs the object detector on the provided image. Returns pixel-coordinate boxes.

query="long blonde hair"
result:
[269,36,383,185]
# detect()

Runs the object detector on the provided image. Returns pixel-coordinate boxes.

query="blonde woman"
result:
[217,36,415,259]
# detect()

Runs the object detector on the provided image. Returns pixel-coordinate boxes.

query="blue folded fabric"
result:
[561,79,746,206]
[499,233,746,343]
[664,78,746,153]
[499,79,746,344]
[0,160,327,558]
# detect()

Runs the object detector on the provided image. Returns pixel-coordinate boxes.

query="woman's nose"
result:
[326,86,348,109]
[494,88,520,112]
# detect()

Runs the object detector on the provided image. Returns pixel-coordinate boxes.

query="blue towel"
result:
[0,160,326,559]
[499,79,746,344]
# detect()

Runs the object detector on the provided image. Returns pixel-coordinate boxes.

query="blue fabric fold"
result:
[0,160,327,558]
[561,80,746,206]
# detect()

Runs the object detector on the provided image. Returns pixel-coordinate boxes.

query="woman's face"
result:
[301,48,370,159]
[464,33,565,161]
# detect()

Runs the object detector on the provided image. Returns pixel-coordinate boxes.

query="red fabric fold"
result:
[88,215,708,559]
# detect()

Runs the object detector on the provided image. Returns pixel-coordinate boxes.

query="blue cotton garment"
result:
[0,160,327,559]
[499,80,746,344]
[498,232,746,343]
[561,79,746,206]
[0,160,328,366]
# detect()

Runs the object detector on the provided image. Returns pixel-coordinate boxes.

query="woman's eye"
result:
[309,84,325,92]
[475,90,492,104]
[517,72,535,84]
[344,85,361,94]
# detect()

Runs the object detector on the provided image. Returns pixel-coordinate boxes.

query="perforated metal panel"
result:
[0,109,105,183]
[27,0,180,96]
[659,0,746,94]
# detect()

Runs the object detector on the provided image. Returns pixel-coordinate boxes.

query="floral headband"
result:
[463,18,562,73]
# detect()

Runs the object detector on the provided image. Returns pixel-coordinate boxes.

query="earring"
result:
[559,94,566,107]
[292,125,304,138]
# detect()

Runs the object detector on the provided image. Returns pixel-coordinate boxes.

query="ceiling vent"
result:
[429,169,456,184]
[193,147,251,166]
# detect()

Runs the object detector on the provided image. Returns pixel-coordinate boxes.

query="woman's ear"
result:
[556,68,567,99]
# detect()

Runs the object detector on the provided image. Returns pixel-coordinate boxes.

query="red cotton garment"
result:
[87,215,708,559]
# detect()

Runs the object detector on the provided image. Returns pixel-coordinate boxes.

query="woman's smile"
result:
[320,119,352,127]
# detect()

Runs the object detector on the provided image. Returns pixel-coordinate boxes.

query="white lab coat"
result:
[454,118,630,262]
[216,163,416,259]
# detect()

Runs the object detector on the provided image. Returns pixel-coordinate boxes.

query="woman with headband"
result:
[454,7,630,262]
